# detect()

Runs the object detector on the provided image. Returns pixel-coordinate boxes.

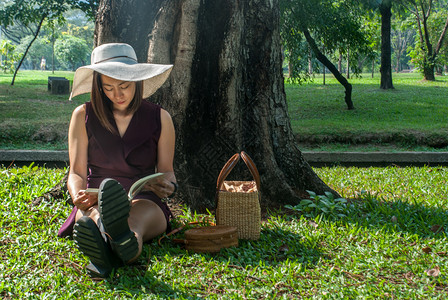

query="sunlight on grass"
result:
[1,165,446,298]
[1,71,448,150]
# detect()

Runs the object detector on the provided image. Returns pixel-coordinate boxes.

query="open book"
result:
[85,173,165,199]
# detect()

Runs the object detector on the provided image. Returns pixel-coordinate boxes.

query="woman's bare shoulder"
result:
[160,108,172,121]
[72,103,87,118]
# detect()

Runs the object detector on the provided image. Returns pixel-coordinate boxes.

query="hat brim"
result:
[69,62,173,100]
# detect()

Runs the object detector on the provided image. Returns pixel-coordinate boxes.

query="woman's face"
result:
[100,74,136,111]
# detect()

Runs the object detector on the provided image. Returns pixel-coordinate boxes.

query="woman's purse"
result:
[215,151,261,240]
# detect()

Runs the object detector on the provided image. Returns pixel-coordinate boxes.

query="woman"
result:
[62,43,176,277]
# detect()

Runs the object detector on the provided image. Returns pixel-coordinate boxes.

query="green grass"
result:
[1,71,448,151]
[1,165,447,298]
[0,71,89,149]
[286,73,448,151]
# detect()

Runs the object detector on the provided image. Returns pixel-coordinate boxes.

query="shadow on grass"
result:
[102,227,321,297]
[345,194,448,239]
[286,192,448,241]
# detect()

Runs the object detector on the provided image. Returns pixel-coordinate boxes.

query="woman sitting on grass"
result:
[60,43,176,277]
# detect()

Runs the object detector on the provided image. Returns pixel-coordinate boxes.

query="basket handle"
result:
[240,151,261,189]
[216,151,260,192]
[158,220,216,246]
[216,153,241,191]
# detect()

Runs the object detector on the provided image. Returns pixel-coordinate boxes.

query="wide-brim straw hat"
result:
[70,43,173,100]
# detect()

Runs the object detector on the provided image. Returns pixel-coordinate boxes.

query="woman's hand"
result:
[73,190,98,211]
[143,176,176,199]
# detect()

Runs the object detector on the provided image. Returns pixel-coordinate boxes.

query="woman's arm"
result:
[145,108,177,198]
[67,104,96,210]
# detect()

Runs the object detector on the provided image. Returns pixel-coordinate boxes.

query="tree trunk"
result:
[338,53,342,73]
[95,0,339,211]
[346,49,350,79]
[379,0,394,89]
[303,29,354,110]
[422,14,448,81]
[11,14,46,85]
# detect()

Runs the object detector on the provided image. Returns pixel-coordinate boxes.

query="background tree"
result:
[0,0,98,84]
[378,0,395,89]
[16,36,53,69]
[391,20,415,72]
[0,39,20,73]
[1,20,36,44]
[404,0,448,80]
[362,13,382,77]
[94,0,339,210]
[280,0,372,110]
[54,34,89,70]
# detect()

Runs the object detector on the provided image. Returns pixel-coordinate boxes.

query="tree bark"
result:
[95,0,339,211]
[303,29,354,110]
[379,0,394,89]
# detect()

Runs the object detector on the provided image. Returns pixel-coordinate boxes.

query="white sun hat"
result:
[69,43,173,100]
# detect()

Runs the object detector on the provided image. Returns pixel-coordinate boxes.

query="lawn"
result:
[0,71,88,150]
[286,73,448,151]
[1,71,448,151]
[1,165,447,298]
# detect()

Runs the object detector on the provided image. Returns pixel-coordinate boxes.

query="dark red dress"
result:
[58,101,172,237]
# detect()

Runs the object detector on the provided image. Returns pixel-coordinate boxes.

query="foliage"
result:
[280,0,373,81]
[0,0,98,28]
[16,36,54,70]
[404,0,448,79]
[0,39,21,73]
[54,34,89,70]
[286,191,350,219]
[391,19,416,71]
[0,164,447,298]
[0,0,98,82]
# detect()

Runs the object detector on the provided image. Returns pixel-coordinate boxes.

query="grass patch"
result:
[286,73,448,151]
[1,71,448,151]
[0,71,89,149]
[1,165,447,298]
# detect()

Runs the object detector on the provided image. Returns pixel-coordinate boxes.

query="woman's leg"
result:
[127,199,168,261]
[75,188,168,263]
[75,205,100,223]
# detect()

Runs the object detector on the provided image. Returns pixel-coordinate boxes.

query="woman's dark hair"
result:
[90,71,143,134]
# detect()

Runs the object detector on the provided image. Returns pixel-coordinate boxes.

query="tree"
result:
[391,21,415,72]
[0,39,21,73]
[94,0,339,210]
[379,0,395,89]
[55,34,89,70]
[16,36,53,69]
[405,0,448,80]
[0,0,98,85]
[280,0,373,110]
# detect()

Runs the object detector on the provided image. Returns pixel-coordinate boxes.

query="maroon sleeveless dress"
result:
[58,101,172,237]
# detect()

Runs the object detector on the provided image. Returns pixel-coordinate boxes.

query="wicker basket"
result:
[159,221,238,253]
[215,152,261,240]
[183,226,238,253]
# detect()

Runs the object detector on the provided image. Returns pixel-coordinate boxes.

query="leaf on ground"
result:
[278,243,289,253]
[430,225,443,233]
[391,216,397,223]
[425,266,440,277]
[422,247,432,254]
[308,220,318,228]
